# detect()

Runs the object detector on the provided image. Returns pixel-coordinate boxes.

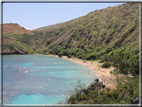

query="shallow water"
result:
[3,55,97,104]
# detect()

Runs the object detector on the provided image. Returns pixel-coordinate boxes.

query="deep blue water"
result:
[3,55,97,105]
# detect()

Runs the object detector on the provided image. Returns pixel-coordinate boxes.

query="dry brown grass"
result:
[1,23,31,34]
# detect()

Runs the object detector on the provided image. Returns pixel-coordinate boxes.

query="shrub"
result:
[110,71,113,74]
[58,52,63,57]
[99,60,104,63]
[8,43,14,50]
[101,62,111,68]
[86,52,97,60]
[28,49,34,54]
[36,41,39,45]
[81,54,86,60]
[76,49,85,59]
[67,76,139,104]
[47,41,50,45]
[45,52,50,55]
[68,55,72,58]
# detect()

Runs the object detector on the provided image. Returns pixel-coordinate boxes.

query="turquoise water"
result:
[3,55,97,104]
[12,94,66,104]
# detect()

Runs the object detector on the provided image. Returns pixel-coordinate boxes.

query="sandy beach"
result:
[48,55,125,89]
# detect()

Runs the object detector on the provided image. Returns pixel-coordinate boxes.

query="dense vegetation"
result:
[67,76,139,104]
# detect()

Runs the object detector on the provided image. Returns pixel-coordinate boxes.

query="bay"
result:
[3,54,97,104]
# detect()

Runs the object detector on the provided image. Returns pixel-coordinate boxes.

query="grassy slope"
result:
[3,3,139,54]
[35,3,139,56]
[2,3,139,72]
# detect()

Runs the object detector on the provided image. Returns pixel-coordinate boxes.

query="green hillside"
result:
[3,3,140,75]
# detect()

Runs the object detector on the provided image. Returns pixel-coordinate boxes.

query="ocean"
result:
[3,54,97,105]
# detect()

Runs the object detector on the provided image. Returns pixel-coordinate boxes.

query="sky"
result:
[2,2,133,30]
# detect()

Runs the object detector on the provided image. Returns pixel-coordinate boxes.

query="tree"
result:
[58,51,64,57]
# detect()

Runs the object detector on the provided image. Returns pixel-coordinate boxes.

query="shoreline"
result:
[48,55,121,89]
[4,54,127,89]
